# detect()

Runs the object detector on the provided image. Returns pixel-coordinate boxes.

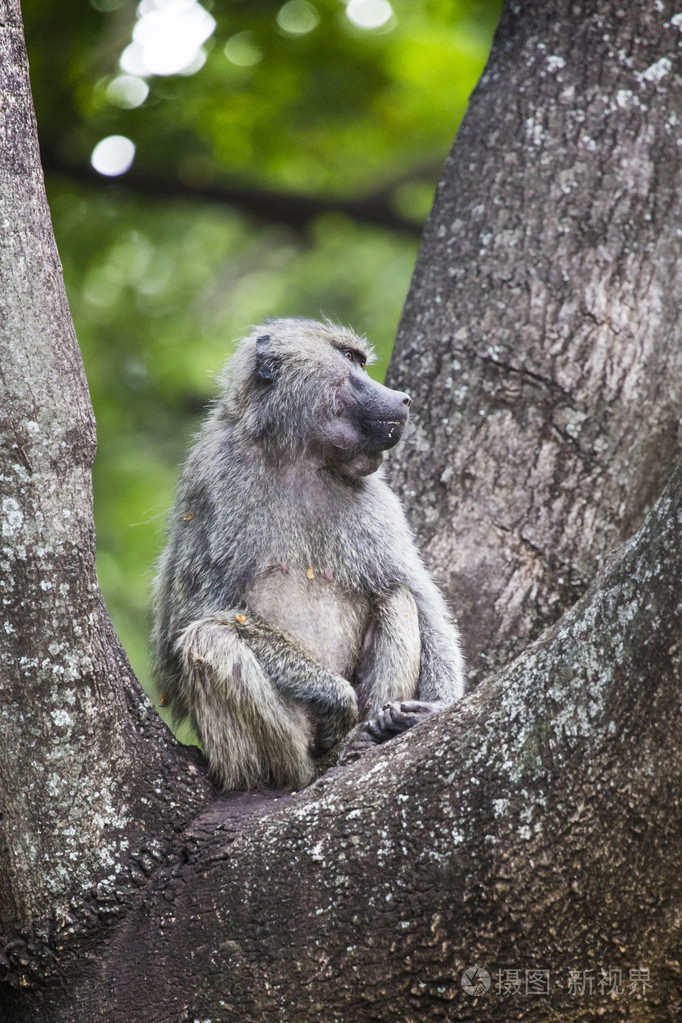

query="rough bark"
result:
[388,0,682,684]
[0,0,212,989]
[1,0,681,1021]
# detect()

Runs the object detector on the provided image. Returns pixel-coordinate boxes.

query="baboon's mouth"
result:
[361,415,407,452]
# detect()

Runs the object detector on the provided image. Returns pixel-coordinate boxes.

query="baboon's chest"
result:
[245,564,371,679]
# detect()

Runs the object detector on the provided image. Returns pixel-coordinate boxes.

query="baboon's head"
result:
[220,318,412,478]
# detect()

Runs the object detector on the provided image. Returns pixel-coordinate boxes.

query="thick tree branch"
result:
[39,148,425,238]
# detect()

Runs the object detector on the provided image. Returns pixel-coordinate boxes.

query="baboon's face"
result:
[248,326,411,478]
[317,346,412,477]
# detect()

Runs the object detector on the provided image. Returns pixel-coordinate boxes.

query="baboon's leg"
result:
[177,618,314,791]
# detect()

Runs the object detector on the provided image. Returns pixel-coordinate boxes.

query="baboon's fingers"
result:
[311,719,336,757]
[367,699,444,742]
[365,703,403,740]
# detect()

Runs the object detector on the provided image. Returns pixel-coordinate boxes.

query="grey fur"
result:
[151,318,464,791]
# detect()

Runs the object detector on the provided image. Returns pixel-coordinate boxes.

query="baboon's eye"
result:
[342,349,367,369]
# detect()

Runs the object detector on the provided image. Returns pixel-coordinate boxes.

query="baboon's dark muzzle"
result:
[352,376,412,451]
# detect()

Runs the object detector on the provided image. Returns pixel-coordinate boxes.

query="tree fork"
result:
[1,0,681,1019]
[14,442,682,1021]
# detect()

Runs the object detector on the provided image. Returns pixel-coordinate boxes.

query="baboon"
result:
[152,318,464,791]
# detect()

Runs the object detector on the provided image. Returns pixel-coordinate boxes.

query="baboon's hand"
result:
[336,725,379,764]
[365,700,444,743]
[310,682,359,758]
[311,718,336,758]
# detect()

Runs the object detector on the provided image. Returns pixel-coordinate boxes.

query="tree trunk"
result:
[388,0,682,684]
[0,0,212,993]
[1,0,681,1021]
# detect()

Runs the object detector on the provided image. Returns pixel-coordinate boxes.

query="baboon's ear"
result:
[255,334,280,382]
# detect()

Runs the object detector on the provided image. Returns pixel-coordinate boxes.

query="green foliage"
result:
[22,0,499,710]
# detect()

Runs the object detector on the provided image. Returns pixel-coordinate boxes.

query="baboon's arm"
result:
[354,584,421,716]
[339,570,464,756]
[203,609,359,751]
[411,575,466,704]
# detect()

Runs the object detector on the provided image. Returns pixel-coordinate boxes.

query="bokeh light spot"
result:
[276,1,320,35]
[106,74,150,109]
[345,0,393,30]
[120,0,216,77]
[91,135,136,176]
[224,32,263,67]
